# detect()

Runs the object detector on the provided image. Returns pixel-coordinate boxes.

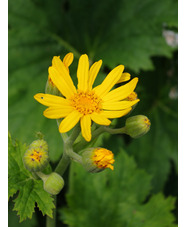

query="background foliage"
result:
[8,0,178,226]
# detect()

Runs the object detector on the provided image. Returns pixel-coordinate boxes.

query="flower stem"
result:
[55,151,71,176]
[73,125,128,152]
[103,126,127,134]
[46,122,82,227]
[73,126,105,152]
[46,196,57,227]
[55,121,81,175]
[66,147,83,164]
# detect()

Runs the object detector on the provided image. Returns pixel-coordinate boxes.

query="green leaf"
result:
[118,194,176,227]
[9,0,67,162]
[59,0,178,71]
[8,0,177,156]
[8,134,55,222]
[60,138,176,227]
[13,180,55,222]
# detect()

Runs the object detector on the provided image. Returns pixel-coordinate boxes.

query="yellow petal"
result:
[102,78,138,102]
[101,108,132,119]
[90,112,111,126]
[63,53,74,67]
[102,99,140,110]
[34,93,70,107]
[43,106,73,119]
[59,111,82,133]
[116,72,131,84]
[51,57,76,94]
[80,115,92,142]
[88,60,102,90]
[49,67,76,98]
[93,65,124,98]
[77,54,89,91]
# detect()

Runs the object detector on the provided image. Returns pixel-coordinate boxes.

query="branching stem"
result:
[46,122,82,227]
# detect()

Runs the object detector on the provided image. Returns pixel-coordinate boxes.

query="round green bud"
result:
[124,115,151,138]
[23,147,49,172]
[42,172,64,195]
[30,139,48,152]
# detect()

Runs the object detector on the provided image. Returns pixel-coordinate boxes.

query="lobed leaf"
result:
[8,134,55,222]
[60,137,176,227]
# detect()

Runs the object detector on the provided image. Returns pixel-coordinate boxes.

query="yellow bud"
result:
[82,148,115,173]
[125,115,151,138]
[23,146,49,172]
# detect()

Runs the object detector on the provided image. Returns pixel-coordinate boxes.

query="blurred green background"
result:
[8,0,178,226]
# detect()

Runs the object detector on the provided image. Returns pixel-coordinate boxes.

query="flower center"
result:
[92,148,115,170]
[70,90,102,115]
[29,150,43,162]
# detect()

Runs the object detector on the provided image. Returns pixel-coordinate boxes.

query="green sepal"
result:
[45,79,61,96]
[81,148,104,173]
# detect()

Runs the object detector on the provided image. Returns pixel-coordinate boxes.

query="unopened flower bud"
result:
[30,139,48,152]
[38,172,64,195]
[45,78,61,96]
[82,148,115,173]
[23,146,49,172]
[124,115,151,138]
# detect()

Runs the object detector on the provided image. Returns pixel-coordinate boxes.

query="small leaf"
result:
[13,180,36,222]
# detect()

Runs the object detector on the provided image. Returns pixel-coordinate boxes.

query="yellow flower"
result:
[92,148,115,170]
[34,53,139,142]
[82,147,115,172]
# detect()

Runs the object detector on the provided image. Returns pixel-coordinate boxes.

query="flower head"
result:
[23,147,49,172]
[82,147,115,173]
[91,148,115,170]
[34,53,139,141]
